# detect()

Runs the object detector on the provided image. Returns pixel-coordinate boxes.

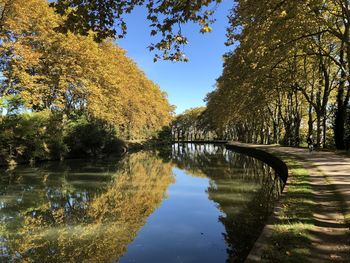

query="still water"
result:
[0,144,284,263]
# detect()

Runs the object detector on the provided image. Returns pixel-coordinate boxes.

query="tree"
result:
[51,0,223,61]
[0,0,173,139]
[204,0,349,149]
[172,107,214,141]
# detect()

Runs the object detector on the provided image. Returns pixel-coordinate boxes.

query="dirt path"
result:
[230,143,350,262]
[277,148,350,262]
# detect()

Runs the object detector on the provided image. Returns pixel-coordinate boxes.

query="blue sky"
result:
[117,1,234,114]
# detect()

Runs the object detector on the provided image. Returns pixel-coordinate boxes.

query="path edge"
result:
[226,142,290,262]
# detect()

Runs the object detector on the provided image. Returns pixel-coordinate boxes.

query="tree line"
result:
[204,0,350,150]
[0,0,174,165]
[3,0,350,153]
[131,0,350,150]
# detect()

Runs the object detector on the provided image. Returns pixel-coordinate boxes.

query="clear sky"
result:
[117,1,234,114]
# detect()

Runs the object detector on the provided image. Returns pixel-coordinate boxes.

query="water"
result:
[0,144,284,262]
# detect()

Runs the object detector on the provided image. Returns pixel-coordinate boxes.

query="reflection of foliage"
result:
[171,143,284,262]
[1,144,283,262]
[0,151,174,262]
[211,171,283,263]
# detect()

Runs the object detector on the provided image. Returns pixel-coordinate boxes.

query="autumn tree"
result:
[0,0,173,140]
[172,107,219,141]
[205,0,349,149]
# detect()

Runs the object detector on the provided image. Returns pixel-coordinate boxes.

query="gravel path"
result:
[276,147,350,262]
[229,143,350,262]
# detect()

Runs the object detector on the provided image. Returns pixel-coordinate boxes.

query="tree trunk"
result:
[335,49,346,149]
[316,113,322,147]
[323,116,327,148]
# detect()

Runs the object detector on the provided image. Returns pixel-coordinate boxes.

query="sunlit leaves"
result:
[51,0,224,62]
[0,0,173,139]
[206,0,348,147]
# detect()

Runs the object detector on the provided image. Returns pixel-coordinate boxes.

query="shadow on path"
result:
[231,142,350,263]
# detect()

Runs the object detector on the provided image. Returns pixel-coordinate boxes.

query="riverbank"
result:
[228,142,350,262]
[0,139,164,169]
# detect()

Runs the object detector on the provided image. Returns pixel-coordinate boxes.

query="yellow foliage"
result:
[4,151,174,262]
[0,0,173,138]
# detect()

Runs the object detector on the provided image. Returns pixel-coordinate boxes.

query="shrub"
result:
[64,116,126,158]
[0,111,68,165]
[0,112,126,166]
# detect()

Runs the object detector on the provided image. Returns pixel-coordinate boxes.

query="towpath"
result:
[229,142,350,262]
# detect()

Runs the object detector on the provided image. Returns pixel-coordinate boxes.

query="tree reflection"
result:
[171,143,284,262]
[0,145,284,263]
[0,152,174,262]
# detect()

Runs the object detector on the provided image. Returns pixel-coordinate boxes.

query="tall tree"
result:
[0,0,173,139]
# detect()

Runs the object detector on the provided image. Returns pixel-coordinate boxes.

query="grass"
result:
[261,155,315,263]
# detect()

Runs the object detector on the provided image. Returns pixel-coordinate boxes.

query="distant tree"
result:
[172,107,215,141]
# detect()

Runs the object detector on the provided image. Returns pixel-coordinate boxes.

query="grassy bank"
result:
[261,154,315,262]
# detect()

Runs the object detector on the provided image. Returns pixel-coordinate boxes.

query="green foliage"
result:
[156,126,172,142]
[0,112,126,166]
[0,111,67,165]
[0,95,25,115]
[64,116,126,158]
[51,0,223,61]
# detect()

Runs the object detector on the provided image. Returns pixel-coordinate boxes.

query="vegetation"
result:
[1,0,349,261]
[261,155,314,262]
[0,0,173,166]
[0,111,128,166]
[3,0,349,157]
[204,0,350,150]
[4,0,346,152]
[132,0,350,151]
[171,107,216,141]
[50,0,222,61]
[32,0,350,151]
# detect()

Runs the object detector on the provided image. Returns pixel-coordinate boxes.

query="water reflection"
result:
[171,143,283,262]
[0,152,174,262]
[0,144,283,262]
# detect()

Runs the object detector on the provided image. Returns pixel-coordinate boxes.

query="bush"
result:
[64,116,126,158]
[156,126,172,142]
[0,112,126,166]
[0,111,68,165]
